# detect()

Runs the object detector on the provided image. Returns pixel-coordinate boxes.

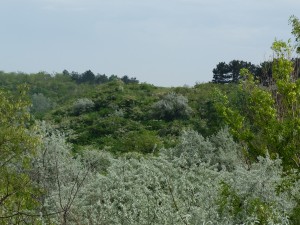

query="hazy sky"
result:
[1,0,300,86]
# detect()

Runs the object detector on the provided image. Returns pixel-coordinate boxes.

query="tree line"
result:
[212,58,300,85]
[63,69,139,85]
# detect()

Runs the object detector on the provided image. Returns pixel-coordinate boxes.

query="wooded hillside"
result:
[1,16,300,225]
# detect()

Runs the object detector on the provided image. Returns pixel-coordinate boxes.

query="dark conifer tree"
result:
[212,60,258,83]
[212,62,231,83]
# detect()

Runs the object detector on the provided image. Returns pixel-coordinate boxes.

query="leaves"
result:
[151,92,193,121]
[32,127,297,224]
[0,86,39,223]
[214,35,300,169]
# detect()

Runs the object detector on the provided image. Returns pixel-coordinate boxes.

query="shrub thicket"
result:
[29,123,298,225]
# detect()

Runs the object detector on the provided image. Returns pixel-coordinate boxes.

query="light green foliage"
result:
[152,92,193,121]
[214,20,300,168]
[289,15,300,53]
[0,86,39,224]
[190,82,236,136]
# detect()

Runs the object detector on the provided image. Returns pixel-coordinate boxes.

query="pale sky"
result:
[1,0,299,86]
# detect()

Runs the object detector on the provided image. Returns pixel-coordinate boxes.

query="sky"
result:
[1,0,300,86]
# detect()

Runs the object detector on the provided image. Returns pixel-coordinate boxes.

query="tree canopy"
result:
[0,86,39,223]
[212,60,258,83]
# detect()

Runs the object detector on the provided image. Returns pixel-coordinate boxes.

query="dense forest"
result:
[1,16,300,224]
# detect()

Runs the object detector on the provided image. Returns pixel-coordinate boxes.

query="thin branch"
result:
[0,209,64,219]
[0,153,16,168]
[166,178,188,225]
[55,159,63,210]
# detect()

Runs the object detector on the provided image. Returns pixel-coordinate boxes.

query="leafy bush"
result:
[31,122,93,224]
[167,128,242,171]
[217,156,295,224]
[113,130,162,154]
[151,92,193,121]
[72,98,95,115]
[30,92,54,117]
[32,125,298,224]
[214,18,300,169]
[0,86,39,224]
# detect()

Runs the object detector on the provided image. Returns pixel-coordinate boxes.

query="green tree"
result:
[0,86,39,223]
[121,75,139,84]
[212,62,231,83]
[95,74,108,84]
[81,70,95,84]
[229,60,258,83]
[214,21,300,169]
[212,60,258,83]
[256,60,273,86]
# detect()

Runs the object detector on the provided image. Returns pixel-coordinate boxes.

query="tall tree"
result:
[214,37,300,169]
[95,74,108,84]
[212,60,258,83]
[229,60,257,83]
[255,61,273,86]
[212,62,231,83]
[81,70,95,84]
[0,86,39,223]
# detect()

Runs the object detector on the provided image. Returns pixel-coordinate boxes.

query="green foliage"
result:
[218,181,242,220]
[217,156,294,224]
[212,60,258,83]
[290,15,300,53]
[46,80,210,152]
[0,86,39,223]
[113,130,162,154]
[215,35,300,168]
[0,70,234,153]
[0,87,296,224]
[2,17,300,224]
[291,202,300,225]
[0,71,95,108]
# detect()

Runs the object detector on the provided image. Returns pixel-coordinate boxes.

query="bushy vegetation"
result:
[29,124,300,224]
[71,98,95,116]
[1,16,300,225]
[151,92,193,121]
[0,86,39,224]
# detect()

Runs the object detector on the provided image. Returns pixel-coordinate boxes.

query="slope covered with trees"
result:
[1,16,300,224]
